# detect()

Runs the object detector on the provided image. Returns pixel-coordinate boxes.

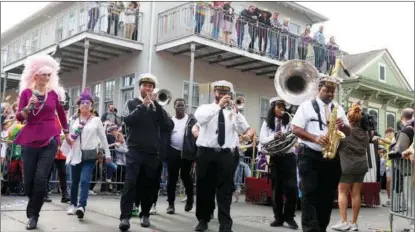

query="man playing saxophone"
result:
[291,76,351,232]
[259,96,299,229]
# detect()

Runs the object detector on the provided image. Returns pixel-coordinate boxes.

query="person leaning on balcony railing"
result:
[247,5,261,51]
[194,1,207,34]
[222,1,234,45]
[124,2,139,40]
[313,25,326,72]
[269,12,282,59]
[210,1,224,40]
[279,18,292,61]
[326,36,340,74]
[235,5,251,48]
[107,1,124,37]
[297,26,313,60]
[87,1,100,31]
[258,9,271,55]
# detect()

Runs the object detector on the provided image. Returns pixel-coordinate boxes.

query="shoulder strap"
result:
[311,99,323,131]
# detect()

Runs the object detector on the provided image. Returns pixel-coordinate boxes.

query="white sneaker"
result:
[331,221,350,231]
[181,196,187,202]
[88,190,97,195]
[150,205,157,215]
[349,223,359,231]
[67,205,75,215]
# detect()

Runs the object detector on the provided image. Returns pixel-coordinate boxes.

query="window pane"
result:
[92,83,101,111]
[379,66,385,80]
[105,80,115,101]
[386,113,395,130]
[183,82,199,107]
[122,74,135,87]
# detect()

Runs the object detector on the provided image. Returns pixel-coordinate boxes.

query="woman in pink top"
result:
[14,54,71,230]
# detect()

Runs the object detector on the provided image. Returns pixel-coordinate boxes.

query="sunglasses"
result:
[80,100,92,105]
[39,73,52,77]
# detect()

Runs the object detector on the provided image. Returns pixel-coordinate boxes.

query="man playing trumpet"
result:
[119,73,174,231]
[291,76,351,232]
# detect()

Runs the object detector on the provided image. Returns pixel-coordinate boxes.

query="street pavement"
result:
[1,192,412,232]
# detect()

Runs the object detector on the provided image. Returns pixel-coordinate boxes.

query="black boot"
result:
[26,217,38,230]
[119,219,130,232]
[166,203,175,214]
[195,220,208,232]
[270,218,284,227]
[61,191,70,203]
[285,218,299,229]
[43,194,52,203]
[140,216,150,227]
[185,198,193,212]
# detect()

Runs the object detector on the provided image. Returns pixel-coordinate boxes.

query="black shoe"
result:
[43,195,52,203]
[26,217,38,230]
[140,216,150,228]
[166,203,175,214]
[61,194,70,204]
[119,219,130,232]
[195,220,208,232]
[270,218,284,227]
[285,218,299,229]
[184,201,193,212]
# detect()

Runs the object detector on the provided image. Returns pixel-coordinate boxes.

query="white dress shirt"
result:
[195,103,250,149]
[63,116,111,165]
[259,118,295,154]
[291,97,349,152]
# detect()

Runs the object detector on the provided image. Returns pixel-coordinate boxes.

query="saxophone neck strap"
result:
[311,99,334,131]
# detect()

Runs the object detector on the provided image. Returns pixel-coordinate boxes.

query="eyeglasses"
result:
[40,73,52,77]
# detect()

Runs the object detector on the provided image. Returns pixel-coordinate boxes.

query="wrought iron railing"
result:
[2,2,144,67]
[157,2,346,74]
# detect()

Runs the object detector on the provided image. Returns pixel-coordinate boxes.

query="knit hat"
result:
[107,124,119,133]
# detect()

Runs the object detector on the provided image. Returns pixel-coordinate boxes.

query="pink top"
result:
[15,88,69,148]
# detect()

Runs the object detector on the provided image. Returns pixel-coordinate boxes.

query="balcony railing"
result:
[157,2,345,74]
[2,2,143,67]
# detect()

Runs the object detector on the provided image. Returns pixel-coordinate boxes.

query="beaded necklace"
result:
[31,90,48,117]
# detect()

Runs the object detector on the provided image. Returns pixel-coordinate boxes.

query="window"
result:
[55,17,64,42]
[235,92,246,115]
[260,96,271,128]
[379,64,386,82]
[289,22,301,35]
[120,74,135,110]
[92,83,101,113]
[31,29,39,52]
[70,87,80,115]
[68,11,76,36]
[104,80,115,110]
[386,112,396,131]
[79,7,87,31]
[183,81,200,113]
[367,108,379,132]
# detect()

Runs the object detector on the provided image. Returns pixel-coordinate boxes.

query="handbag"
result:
[79,118,98,162]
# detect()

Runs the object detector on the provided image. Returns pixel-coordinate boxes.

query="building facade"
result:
[2,1,411,133]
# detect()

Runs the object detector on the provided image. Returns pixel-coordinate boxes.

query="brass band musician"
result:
[291,76,351,232]
[259,96,299,229]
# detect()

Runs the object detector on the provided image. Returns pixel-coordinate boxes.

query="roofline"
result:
[1,2,61,41]
[383,49,413,91]
[284,2,329,23]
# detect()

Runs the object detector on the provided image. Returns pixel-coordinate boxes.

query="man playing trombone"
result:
[193,80,254,232]
[259,96,299,229]
[119,73,173,231]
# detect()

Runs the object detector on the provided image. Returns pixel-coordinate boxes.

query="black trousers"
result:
[21,138,58,218]
[120,147,160,219]
[196,147,235,231]
[134,160,162,209]
[298,147,341,232]
[270,153,298,221]
[47,159,68,195]
[167,146,194,204]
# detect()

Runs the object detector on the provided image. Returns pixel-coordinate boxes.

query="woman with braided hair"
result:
[331,102,370,231]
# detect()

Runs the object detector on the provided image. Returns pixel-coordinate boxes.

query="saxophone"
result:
[322,103,346,159]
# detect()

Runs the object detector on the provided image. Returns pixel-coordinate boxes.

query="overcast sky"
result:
[1,1,414,88]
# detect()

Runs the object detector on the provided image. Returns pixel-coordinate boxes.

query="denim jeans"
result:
[70,160,96,208]
[105,161,117,180]
[234,160,251,188]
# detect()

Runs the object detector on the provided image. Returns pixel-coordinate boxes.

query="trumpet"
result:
[226,96,245,110]
[145,88,172,111]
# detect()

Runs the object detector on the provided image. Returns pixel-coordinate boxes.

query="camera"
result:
[361,111,377,132]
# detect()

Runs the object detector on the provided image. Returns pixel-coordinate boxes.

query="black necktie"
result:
[275,119,281,132]
[218,109,225,146]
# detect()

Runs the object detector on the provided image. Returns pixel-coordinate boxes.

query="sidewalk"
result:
[0,193,410,232]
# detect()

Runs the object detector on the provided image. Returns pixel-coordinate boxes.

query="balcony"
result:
[156,2,345,79]
[2,2,144,75]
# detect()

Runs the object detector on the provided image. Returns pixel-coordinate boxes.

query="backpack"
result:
[310,99,334,131]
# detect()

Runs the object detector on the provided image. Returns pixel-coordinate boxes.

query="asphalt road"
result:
[0,193,412,232]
